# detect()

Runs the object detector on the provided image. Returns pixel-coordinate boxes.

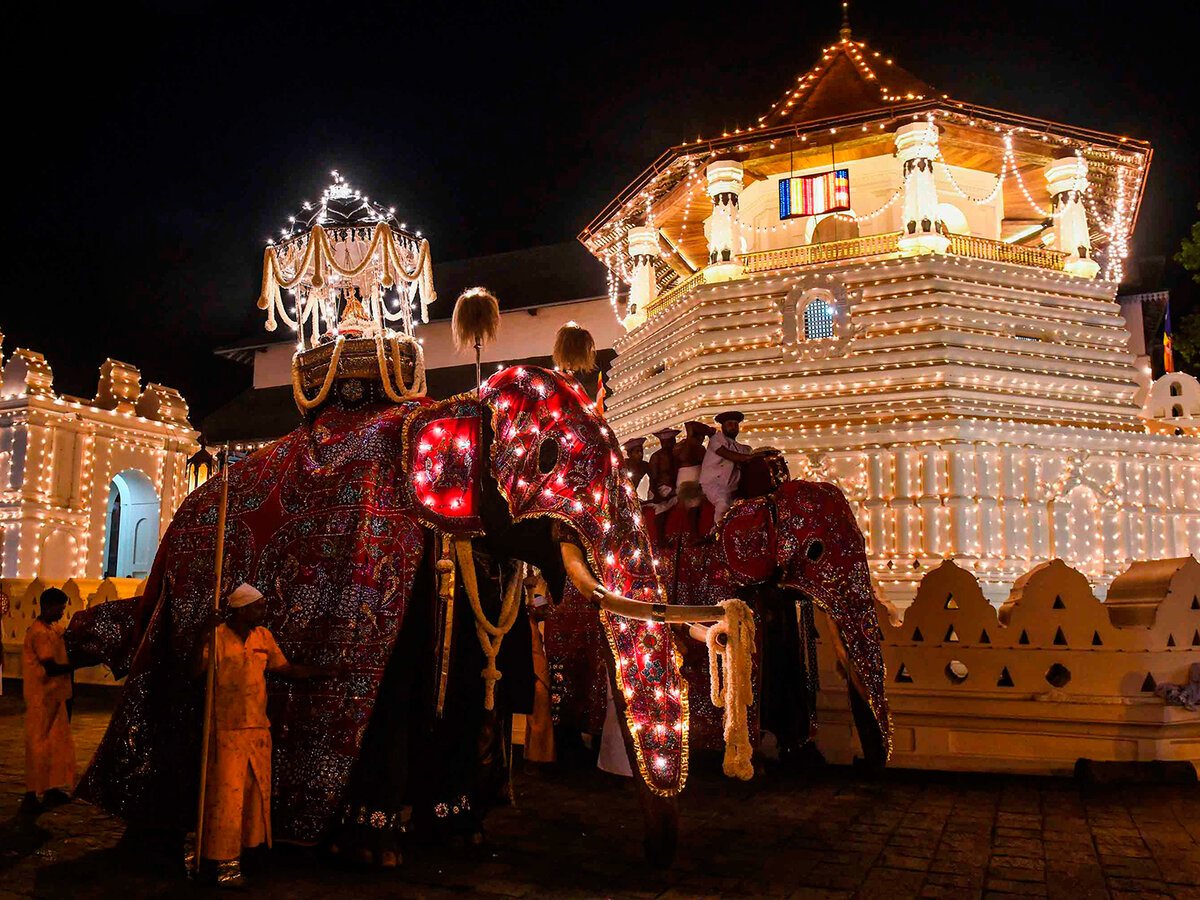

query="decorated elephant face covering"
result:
[483,366,689,796]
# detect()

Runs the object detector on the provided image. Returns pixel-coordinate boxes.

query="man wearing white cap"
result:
[700,411,753,524]
[196,583,328,886]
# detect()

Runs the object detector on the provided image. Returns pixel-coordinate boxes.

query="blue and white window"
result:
[803,297,835,341]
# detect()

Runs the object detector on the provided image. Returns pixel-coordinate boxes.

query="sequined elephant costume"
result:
[66,366,686,857]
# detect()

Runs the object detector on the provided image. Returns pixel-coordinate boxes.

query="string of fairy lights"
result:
[601,244,1200,586]
[0,354,196,582]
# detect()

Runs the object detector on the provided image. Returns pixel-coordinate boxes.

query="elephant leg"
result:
[638,776,679,869]
[816,607,889,770]
[847,682,887,771]
[605,656,679,868]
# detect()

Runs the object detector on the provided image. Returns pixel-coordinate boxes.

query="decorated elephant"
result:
[661,481,892,767]
[65,360,694,865]
[544,477,892,777]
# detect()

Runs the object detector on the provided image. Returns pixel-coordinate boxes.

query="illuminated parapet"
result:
[816,557,1200,773]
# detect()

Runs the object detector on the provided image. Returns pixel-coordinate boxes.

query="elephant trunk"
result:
[559,541,726,624]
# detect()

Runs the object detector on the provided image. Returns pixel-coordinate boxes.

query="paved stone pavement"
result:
[0,689,1197,899]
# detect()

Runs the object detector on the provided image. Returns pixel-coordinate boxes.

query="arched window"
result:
[1170,382,1182,397]
[1172,404,1183,418]
[803,297,835,341]
[937,202,970,235]
[810,215,859,244]
[102,469,160,579]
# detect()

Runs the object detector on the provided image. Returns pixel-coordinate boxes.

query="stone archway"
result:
[102,469,160,578]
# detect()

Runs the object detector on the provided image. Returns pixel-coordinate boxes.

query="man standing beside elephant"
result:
[701,410,754,523]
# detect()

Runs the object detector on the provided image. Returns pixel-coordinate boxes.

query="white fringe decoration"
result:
[706,598,757,781]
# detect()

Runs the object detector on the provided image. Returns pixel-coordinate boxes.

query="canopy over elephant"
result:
[66,362,693,861]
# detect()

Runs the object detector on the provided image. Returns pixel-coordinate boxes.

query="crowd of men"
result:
[622,410,768,539]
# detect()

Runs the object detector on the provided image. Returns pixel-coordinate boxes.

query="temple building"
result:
[0,338,196,580]
[583,22,1200,604]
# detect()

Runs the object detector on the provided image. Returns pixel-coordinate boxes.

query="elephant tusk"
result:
[688,623,727,647]
[558,542,726,625]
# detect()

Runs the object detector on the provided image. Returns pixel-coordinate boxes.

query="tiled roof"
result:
[759,32,939,128]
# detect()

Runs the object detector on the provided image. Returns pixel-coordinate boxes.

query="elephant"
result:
[661,480,892,767]
[65,365,690,865]
[543,479,892,775]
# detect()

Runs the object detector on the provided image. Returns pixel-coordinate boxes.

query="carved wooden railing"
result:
[644,232,1071,323]
[946,233,1067,270]
[742,232,902,274]
[645,271,703,319]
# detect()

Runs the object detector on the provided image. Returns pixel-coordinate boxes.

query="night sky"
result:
[9,0,1199,427]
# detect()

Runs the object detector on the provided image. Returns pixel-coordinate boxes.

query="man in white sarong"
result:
[700,410,753,523]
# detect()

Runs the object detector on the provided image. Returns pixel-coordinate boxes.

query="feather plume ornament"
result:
[452,287,500,353]
[553,321,597,374]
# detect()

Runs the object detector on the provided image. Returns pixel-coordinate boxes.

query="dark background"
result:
[8,0,1199,423]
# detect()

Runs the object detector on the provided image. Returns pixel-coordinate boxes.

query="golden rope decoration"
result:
[291,335,345,411]
[453,539,522,710]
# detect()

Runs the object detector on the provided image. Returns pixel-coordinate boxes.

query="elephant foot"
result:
[639,788,678,869]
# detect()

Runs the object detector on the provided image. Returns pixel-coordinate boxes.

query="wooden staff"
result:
[193,445,230,874]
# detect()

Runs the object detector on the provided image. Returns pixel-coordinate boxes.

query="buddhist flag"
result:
[779,169,851,219]
[1163,298,1175,373]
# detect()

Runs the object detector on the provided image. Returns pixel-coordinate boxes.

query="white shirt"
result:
[700,431,750,498]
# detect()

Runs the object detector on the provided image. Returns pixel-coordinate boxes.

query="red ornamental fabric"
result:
[483,366,688,795]
[66,399,432,840]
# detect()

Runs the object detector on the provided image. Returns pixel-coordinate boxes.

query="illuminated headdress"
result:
[256,171,436,410]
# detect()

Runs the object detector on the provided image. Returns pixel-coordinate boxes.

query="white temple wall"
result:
[0,402,194,580]
[784,435,1200,605]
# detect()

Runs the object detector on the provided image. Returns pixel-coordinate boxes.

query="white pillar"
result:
[895,121,949,255]
[623,226,659,331]
[705,159,743,281]
[1044,155,1100,278]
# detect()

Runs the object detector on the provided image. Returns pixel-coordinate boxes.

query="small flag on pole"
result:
[1163,297,1175,373]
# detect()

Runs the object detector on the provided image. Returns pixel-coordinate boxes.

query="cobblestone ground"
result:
[0,690,1197,899]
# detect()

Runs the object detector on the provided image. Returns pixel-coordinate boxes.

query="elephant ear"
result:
[717,496,776,584]
[484,365,689,797]
[402,394,484,533]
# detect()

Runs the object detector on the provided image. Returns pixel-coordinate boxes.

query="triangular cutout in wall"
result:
[997,667,1014,687]
[1192,596,1199,610]
[979,629,991,644]
[1053,626,1067,646]
[945,625,959,643]
[1052,595,1065,610]
[1019,630,1030,645]
[1193,629,1200,647]
[912,627,924,642]
[1141,673,1157,692]
[1092,631,1103,646]
[1167,634,1176,647]
[945,594,958,609]
[895,664,914,683]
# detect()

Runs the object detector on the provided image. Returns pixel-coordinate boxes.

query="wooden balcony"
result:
[644,271,703,318]
[643,232,1072,323]
[742,232,902,273]
[946,233,1067,271]
[739,231,1069,276]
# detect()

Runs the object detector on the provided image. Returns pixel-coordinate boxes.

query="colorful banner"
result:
[779,169,851,219]
[1164,298,1175,373]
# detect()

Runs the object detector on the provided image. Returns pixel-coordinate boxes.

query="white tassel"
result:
[706,598,756,781]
